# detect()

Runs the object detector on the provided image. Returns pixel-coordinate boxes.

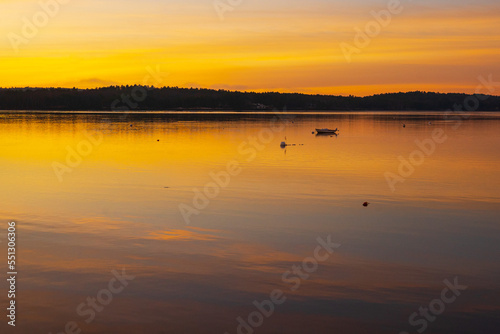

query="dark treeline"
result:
[0,86,499,111]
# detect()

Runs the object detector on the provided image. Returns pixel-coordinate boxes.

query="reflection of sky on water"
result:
[0,112,499,333]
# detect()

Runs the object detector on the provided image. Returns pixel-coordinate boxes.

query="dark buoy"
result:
[363,202,370,207]
[157,139,160,142]
[403,124,406,128]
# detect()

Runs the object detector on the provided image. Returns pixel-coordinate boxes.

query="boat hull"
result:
[316,128,338,134]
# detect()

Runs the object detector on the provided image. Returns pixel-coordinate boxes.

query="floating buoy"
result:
[157,139,160,142]
[280,142,287,148]
[363,202,370,207]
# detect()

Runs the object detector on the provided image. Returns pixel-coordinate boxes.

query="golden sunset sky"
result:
[1,0,499,95]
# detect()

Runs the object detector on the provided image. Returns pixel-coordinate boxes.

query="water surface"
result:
[0,111,499,334]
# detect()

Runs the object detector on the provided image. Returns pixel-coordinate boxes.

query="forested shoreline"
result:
[1,86,499,111]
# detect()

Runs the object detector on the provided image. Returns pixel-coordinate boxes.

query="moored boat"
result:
[316,128,338,134]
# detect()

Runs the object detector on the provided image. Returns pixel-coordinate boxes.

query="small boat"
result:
[316,128,338,134]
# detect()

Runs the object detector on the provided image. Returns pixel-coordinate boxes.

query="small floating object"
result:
[428,122,432,125]
[157,139,160,142]
[363,202,370,207]
[280,141,287,148]
[312,131,315,134]
[402,124,406,128]
[316,128,338,134]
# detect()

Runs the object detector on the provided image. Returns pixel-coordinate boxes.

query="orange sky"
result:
[0,0,499,96]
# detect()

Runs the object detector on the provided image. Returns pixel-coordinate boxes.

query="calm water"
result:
[0,111,499,334]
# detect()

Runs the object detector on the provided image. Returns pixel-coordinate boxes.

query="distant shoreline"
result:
[1,86,499,111]
[2,110,500,115]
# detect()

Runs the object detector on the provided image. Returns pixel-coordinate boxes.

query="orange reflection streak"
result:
[147,229,222,241]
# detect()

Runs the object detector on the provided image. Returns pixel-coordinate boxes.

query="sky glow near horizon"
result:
[0,0,499,96]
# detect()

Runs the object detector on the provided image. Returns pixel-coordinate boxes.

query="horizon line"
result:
[1,86,498,99]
